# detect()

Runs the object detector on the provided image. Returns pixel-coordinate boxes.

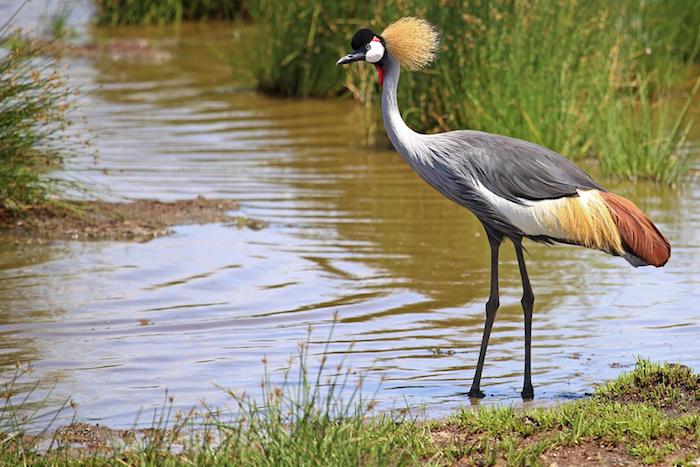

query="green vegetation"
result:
[90,0,699,181]
[2,352,699,465]
[0,26,77,212]
[93,0,247,26]
[44,3,76,40]
[632,0,700,66]
[246,2,369,98]
[444,359,700,464]
[248,0,700,183]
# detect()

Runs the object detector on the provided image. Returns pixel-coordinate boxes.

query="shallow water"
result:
[1,2,699,428]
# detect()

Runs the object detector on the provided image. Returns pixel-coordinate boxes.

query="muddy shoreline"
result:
[0,197,266,242]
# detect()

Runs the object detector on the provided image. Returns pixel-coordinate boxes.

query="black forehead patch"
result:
[351,28,376,50]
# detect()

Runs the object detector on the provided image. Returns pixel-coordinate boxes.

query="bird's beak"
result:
[336,51,365,66]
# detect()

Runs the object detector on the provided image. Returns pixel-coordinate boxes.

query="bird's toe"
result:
[521,387,535,400]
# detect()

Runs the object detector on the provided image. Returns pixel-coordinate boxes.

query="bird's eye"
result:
[365,44,371,51]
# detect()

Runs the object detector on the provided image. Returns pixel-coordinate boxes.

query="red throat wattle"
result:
[374,64,384,86]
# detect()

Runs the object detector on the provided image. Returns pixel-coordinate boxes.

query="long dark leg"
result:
[513,238,535,400]
[468,229,502,398]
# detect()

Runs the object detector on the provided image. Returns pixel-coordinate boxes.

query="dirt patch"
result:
[539,437,700,466]
[53,422,136,452]
[0,197,266,242]
[430,428,700,466]
[537,440,640,466]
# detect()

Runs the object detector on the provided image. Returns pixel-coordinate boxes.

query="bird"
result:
[337,17,671,399]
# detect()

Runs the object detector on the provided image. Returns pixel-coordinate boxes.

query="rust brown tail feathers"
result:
[599,191,670,267]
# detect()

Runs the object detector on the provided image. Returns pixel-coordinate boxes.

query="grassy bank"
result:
[248,0,700,183]
[2,356,699,465]
[93,0,247,25]
[0,25,78,213]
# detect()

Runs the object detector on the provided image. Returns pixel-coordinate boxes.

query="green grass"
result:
[246,1,373,98]
[445,360,700,465]
[0,323,440,466]
[247,0,700,184]
[0,25,79,212]
[93,0,247,26]
[43,3,76,40]
[2,345,699,466]
[631,0,700,67]
[597,359,700,410]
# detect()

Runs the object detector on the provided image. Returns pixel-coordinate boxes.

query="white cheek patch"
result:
[365,41,385,64]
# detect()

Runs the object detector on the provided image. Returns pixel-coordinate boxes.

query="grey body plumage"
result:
[381,53,601,241]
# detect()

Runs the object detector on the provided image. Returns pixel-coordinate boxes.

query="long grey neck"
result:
[380,54,424,161]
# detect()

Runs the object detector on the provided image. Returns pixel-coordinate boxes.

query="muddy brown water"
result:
[1,2,699,429]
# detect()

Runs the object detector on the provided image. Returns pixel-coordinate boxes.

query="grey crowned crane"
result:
[337,17,670,399]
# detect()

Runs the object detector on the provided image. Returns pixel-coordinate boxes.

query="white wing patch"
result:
[473,180,566,238]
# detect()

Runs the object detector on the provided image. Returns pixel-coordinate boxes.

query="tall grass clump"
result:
[631,0,700,67]
[94,0,247,26]
[43,3,76,40]
[211,329,435,465]
[249,0,699,183]
[412,0,699,183]
[247,1,378,97]
[0,322,441,465]
[594,72,700,183]
[1,365,76,464]
[0,25,76,212]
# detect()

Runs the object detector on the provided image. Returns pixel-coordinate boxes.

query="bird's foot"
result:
[521,386,534,400]
[468,388,485,399]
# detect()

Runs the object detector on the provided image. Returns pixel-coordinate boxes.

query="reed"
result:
[631,0,700,66]
[249,0,700,183]
[93,0,246,26]
[0,25,78,212]
[246,1,375,97]
[0,321,436,465]
[214,326,431,465]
